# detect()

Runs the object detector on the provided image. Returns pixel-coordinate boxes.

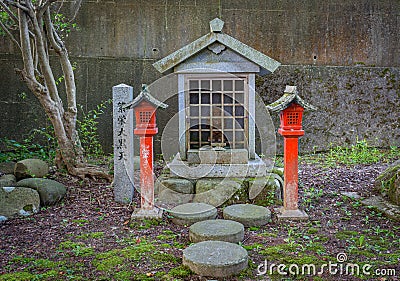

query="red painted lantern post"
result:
[129,85,168,219]
[278,103,308,219]
[267,86,316,220]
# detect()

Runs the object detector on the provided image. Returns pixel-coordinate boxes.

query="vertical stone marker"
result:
[113,84,134,203]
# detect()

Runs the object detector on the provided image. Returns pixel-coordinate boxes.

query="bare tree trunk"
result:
[1,0,111,181]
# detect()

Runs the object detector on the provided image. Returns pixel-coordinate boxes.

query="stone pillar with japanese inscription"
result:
[113,84,134,203]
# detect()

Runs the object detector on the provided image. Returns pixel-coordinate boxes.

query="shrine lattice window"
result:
[186,76,248,149]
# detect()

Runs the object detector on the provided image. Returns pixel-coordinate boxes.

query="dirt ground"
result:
[0,158,399,281]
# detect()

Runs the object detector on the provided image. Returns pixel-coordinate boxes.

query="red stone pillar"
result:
[129,85,168,219]
[276,104,309,220]
[139,135,154,210]
[281,133,302,211]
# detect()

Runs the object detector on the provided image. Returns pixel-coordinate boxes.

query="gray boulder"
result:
[14,159,49,180]
[0,174,16,188]
[0,161,16,174]
[0,186,40,219]
[16,178,66,206]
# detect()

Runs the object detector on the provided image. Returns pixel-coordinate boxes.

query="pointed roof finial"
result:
[266,85,317,113]
[210,18,224,33]
[124,84,168,109]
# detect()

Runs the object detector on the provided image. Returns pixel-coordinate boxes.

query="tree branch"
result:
[0,18,21,50]
[18,8,34,77]
[3,0,29,12]
[0,0,19,23]
[29,5,60,105]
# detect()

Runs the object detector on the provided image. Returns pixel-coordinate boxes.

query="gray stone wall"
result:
[0,0,399,154]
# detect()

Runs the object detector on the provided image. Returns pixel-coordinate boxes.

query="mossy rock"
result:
[375,160,400,205]
[16,178,66,206]
[14,159,49,180]
[0,161,16,175]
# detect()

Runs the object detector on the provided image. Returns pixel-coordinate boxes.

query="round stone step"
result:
[189,219,244,243]
[223,204,271,227]
[183,241,248,278]
[169,203,217,226]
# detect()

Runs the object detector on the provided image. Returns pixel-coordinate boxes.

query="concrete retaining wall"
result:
[0,0,399,154]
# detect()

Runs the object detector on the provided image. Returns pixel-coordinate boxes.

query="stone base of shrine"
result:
[275,207,309,221]
[131,207,163,220]
[168,153,269,179]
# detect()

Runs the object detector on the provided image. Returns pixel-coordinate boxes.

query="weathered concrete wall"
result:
[0,0,399,154]
[259,66,400,152]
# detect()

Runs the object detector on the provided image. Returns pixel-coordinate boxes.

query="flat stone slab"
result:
[275,208,309,221]
[158,178,194,194]
[168,154,267,179]
[362,196,400,221]
[169,203,217,226]
[187,149,248,164]
[223,204,271,227]
[193,179,242,207]
[183,241,248,278]
[189,219,244,243]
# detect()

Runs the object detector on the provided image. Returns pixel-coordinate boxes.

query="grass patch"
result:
[76,231,105,239]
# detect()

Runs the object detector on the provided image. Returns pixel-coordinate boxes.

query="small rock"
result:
[0,186,40,218]
[0,161,16,174]
[183,241,248,277]
[16,178,66,206]
[341,191,361,199]
[169,203,217,226]
[223,204,271,227]
[14,159,49,180]
[362,196,400,221]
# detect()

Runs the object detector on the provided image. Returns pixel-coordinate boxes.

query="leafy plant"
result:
[326,139,384,166]
[0,125,56,163]
[77,99,111,159]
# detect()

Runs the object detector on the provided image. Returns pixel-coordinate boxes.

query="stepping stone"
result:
[183,241,248,278]
[168,203,217,226]
[189,219,244,243]
[223,204,271,227]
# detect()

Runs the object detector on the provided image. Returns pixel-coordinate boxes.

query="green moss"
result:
[0,271,35,281]
[335,230,359,240]
[243,243,263,251]
[132,273,156,281]
[167,265,192,278]
[72,219,89,226]
[113,270,134,280]
[150,252,179,263]
[307,227,319,234]
[23,205,33,212]
[33,258,60,269]
[0,272,35,281]
[58,240,94,257]
[316,234,329,243]
[76,231,105,239]
[120,242,155,260]
[258,231,278,238]
[10,256,35,264]
[349,249,376,258]
[93,255,125,271]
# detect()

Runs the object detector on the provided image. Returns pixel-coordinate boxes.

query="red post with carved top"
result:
[277,103,308,220]
[133,101,158,211]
